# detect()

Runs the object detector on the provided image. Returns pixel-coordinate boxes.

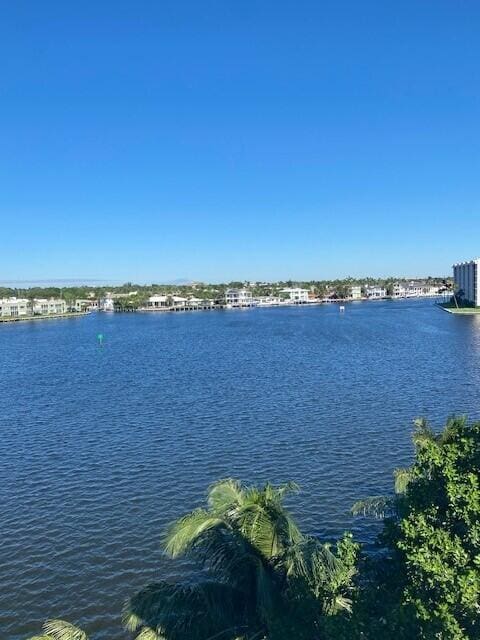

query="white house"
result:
[350,285,362,300]
[172,296,187,307]
[255,296,284,306]
[0,297,29,317]
[32,298,67,315]
[225,288,254,307]
[147,295,169,309]
[73,299,98,312]
[99,296,115,312]
[280,288,309,303]
[391,283,406,298]
[364,285,387,299]
[421,284,441,296]
[146,295,192,309]
[453,259,480,306]
[391,281,441,299]
[187,297,213,307]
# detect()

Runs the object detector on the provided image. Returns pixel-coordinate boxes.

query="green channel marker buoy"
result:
[97,333,104,346]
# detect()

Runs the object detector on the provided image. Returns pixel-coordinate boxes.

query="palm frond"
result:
[265,481,300,500]
[331,594,353,613]
[164,509,226,558]
[442,415,467,443]
[351,496,394,518]
[125,580,246,640]
[192,526,258,585]
[42,620,88,640]
[412,417,436,449]
[234,485,303,558]
[135,628,166,640]
[254,559,278,622]
[394,467,412,494]
[282,537,356,617]
[208,479,244,514]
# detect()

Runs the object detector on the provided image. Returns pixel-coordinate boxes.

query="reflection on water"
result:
[1,299,480,639]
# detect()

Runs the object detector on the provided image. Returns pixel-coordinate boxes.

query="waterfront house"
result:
[392,281,441,299]
[73,299,98,312]
[32,298,67,315]
[225,288,254,307]
[279,287,310,303]
[147,295,169,308]
[146,295,194,309]
[453,258,480,306]
[99,291,137,310]
[407,282,424,297]
[187,297,213,307]
[364,285,387,299]
[255,296,284,306]
[392,283,407,298]
[421,284,441,296]
[99,296,115,312]
[0,297,29,318]
[405,281,439,297]
[350,285,362,300]
[172,295,187,307]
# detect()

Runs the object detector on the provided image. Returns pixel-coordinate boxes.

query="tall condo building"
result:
[453,258,480,306]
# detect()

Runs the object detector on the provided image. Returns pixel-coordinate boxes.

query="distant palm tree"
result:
[124,479,358,640]
[28,295,36,317]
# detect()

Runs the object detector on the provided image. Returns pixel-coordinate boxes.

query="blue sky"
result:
[1,1,479,283]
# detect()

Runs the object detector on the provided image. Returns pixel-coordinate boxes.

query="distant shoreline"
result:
[0,298,447,325]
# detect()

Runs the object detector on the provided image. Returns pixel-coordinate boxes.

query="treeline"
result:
[27,416,479,639]
[2,275,452,304]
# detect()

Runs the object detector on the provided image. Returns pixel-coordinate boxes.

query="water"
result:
[2,299,480,639]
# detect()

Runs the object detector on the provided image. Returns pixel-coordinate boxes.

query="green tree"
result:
[124,479,358,640]
[352,417,480,640]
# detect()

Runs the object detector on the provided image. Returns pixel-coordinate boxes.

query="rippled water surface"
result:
[2,300,480,639]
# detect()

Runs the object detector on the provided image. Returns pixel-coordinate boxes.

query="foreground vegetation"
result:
[28,416,480,639]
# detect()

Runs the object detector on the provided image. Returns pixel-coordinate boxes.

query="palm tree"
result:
[124,479,358,640]
[28,619,88,640]
[351,417,458,519]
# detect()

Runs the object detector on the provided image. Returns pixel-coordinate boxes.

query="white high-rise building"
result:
[453,258,480,306]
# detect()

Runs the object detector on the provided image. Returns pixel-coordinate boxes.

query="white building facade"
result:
[0,298,29,317]
[0,297,67,317]
[365,285,387,299]
[73,299,98,312]
[225,288,254,307]
[453,259,480,306]
[350,285,362,300]
[32,299,67,315]
[280,287,310,303]
[146,295,191,309]
[99,296,115,312]
[147,295,169,308]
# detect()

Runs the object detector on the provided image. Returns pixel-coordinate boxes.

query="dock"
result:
[0,311,90,323]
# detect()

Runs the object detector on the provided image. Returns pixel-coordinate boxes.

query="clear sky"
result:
[1,1,479,283]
